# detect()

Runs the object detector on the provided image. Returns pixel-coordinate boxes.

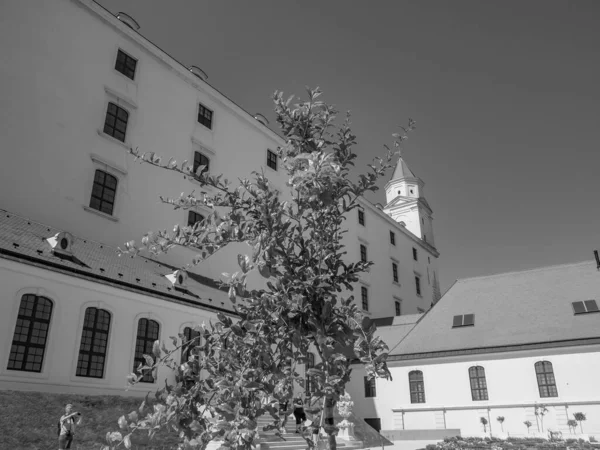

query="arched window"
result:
[193,151,210,176]
[535,361,558,398]
[76,307,111,378]
[89,170,118,216]
[181,326,202,365]
[305,353,315,394]
[7,294,53,373]
[468,366,488,401]
[134,318,160,383]
[409,370,426,403]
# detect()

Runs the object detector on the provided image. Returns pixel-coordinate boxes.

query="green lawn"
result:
[0,390,180,450]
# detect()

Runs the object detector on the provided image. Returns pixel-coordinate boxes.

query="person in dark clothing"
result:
[292,398,306,433]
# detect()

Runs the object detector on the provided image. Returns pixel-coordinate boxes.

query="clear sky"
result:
[98,0,600,292]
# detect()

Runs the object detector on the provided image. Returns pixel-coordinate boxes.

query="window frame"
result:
[392,262,399,283]
[187,211,205,228]
[364,376,376,398]
[395,300,401,316]
[412,247,418,261]
[197,103,214,129]
[181,326,202,367]
[266,149,278,171]
[7,294,54,374]
[572,300,599,315]
[193,151,210,177]
[390,231,396,246]
[361,286,369,311]
[133,318,160,384]
[468,366,489,401]
[103,101,129,143]
[358,209,365,226]
[114,49,138,80]
[535,361,558,398]
[75,307,111,379]
[409,370,426,404]
[360,244,367,263]
[89,169,118,217]
[415,275,421,296]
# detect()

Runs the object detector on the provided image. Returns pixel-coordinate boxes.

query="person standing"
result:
[58,403,82,449]
[292,398,306,433]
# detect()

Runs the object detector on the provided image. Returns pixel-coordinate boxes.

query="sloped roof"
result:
[390,157,417,181]
[373,314,422,351]
[0,210,234,313]
[388,261,600,359]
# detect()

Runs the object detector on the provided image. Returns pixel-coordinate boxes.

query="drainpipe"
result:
[487,408,493,437]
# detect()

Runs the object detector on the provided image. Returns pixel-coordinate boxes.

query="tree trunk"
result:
[323,397,336,450]
[328,434,337,450]
[580,422,583,434]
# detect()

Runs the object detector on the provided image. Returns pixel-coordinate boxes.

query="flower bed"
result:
[421,436,600,450]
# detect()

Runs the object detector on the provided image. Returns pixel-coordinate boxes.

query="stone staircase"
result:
[256,414,309,450]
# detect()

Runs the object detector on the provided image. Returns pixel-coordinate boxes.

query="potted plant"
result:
[573,412,587,434]
[567,419,578,434]
[480,417,489,434]
[496,416,505,433]
[524,420,532,434]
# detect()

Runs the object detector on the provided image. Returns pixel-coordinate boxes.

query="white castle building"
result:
[0,0,440,397]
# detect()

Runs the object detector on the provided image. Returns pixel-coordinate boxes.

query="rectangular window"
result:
[360,244,367,263]
[267,150,277,171]
[452,314,475,328]
[193,151,210,176]
[188,211,205,227]
[197,103,213,129]
[358,210,365,226]
[395,300,401,316]
[103,102,129,142]
[412,247,418,261]
[76,307,111,378]
[392,262,399,283]
[390,231,395,245]
[114,49,137,80]
[572,300,599,315]
[364,418,381,432]
[361,286,369,311]
[364,376,376,397]
[181,326,202,367]
[415,276,421,296]
[89,170,117,216]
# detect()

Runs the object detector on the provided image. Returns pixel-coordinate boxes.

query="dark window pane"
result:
[361,287,369,311]
[76,308,111,378]
[7,295,53,373]
[390,231,395,245]
[267,150,277,170]
[193,152,210,176]
[463,314,475,326]
[115,50,137,80]
[535,361,558,398]
[134,319,160,383]
[584,300,599,312]
[197,103,213,129]
[89,170,117,216]
[572,301,586,314]
[103,102,128,142]
[409,371,425,403]
[188,211,205,227]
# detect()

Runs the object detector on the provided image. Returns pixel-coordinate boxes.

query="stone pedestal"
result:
[338,419,357,441]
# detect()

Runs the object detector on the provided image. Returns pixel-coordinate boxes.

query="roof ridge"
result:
[455,259,594,284]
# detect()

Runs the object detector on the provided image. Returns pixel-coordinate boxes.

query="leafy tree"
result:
[523,420,532,434]
[103,88,411,450]
[534,404,548,432]
[573,412,587,434]
[567,419,578,434]
[496,416,504,433]
[480,417,488,433]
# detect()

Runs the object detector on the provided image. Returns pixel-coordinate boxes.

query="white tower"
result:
[383,157,435,246]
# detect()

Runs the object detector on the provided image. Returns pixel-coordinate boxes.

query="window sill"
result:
[97,129,131,150]
[83,205,119,222]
